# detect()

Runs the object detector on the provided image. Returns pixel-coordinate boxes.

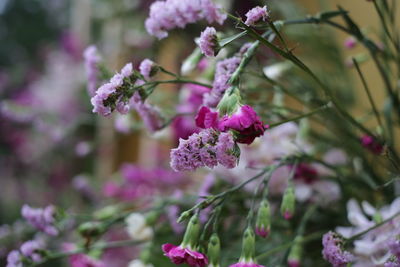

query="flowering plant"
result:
[2,0,400,267]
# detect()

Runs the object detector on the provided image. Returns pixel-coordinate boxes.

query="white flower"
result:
[125,213,153,241]
[128,259,154,267]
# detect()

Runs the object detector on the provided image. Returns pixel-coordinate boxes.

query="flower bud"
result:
[78,221,104,238]
[240,227,256,262]
[217,86,241,115]
[208,234,221,267]
[281,186,295,220]
[177,211,192,223]
[93,205,119,220]
[181,213,201,248]
[255,200,271,238]
[288,236,303,267]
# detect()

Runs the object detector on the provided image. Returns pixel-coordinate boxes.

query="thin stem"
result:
[352,58,385,135]
[256,231,324,260]
[346,211,400,243]
[268,103,331,128]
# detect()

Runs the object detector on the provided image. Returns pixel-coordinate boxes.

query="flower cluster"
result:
[322,231,354,267]
[170,128,238,172]
[21,204,58,236]
[145,0,226,39]
[83,45,102,96]
[203,56,241,107]
[7,239,45,267]
[198,27,219,57]
[91,63,133,116]
[244,6,269,26]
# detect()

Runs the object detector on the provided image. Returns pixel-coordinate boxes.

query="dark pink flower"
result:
[162,243,208,267]
[195,106,219,129]
[229,262,265,267]
[293,163,318,184]
[361,135,384,154]
[218,105,266,144]
[255,225,269,238]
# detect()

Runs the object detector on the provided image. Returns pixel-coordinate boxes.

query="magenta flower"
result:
[293,163,318,184]
[344,37,357,49]
[195,106,219,129]
[198,27,219,57]
[229,262,265,267]
[218,105,266,145]
[145,0,226,39]
[21,204,58,236]
[162,243,208,267]
[244,6,269,26]
[255,226,269,239]
[360,135,384,154]
[322,232,354,267]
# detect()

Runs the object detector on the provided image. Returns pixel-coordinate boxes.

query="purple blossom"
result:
[322,231,354,267]
[130,92,164,133]
[6,250,22,267]
[162,244,208,267]
[20,240,44,263]
[198,27,219,57]
[389,240,400,259]
[244,6,269,26]
[83,45,101,96]
[170,128,238,172]
[385,261,400,267]
[145,0,226,39]
[139,59,156,80]
[91,63,134,116]
[203,56,241,107]
[21,204,58,236]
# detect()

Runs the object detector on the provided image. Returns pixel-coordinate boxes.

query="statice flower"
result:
[203,56,241,107]
[21,204,58,236]
[389,240,400,259]
[170,128,239,172]
[139,59,156,80]
[6,250,22,267]
[198,27,219,57]
[322,231,354,267]
[20,240,45,263]
[130,92,164,133]
[145,0,226,39]
[218,105,266,145]
[83,45,102,96]
[91,63,133,116]
[244,6,269,26]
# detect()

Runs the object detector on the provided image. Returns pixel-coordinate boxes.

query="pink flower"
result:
[255,226,269,239]
[195,106,219,129]
[344,37,357,49]
[244,6,269,26]
[361,135,384,154]
[219,105,266,144]
[162,243,208,267]
[198,27,219,57]
[229,262,265,267]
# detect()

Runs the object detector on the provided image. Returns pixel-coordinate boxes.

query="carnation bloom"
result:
[203,56,241,107]
[145,0,226,39]
[229,262,265,267]
[198,27,219,57]
[162,243,208,267]
[244,6,269,26]
[170,128,238,171]
[83,45,101,96]
[21,204,58,236]
[195,106,219,129]
[322,231,354,267]
[218,105,266,145]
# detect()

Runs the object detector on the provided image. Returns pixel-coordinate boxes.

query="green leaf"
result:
[317,10,348,21]
[219,31,247,47]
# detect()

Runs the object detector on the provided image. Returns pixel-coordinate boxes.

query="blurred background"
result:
[0,0,398,265]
